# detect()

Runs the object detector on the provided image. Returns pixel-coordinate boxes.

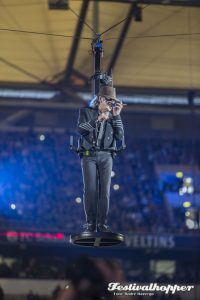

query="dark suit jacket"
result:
[77,107,124,150]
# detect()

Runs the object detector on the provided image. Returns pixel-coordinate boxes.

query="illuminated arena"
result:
[0,1,200,300]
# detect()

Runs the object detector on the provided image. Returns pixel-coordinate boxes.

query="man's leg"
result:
[97,152,113,225]
[81,156,97,225]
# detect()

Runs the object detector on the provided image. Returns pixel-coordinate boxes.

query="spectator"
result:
[0,286,4,300]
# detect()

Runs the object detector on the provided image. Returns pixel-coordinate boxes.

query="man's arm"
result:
[77,108,96,136]
[111,114,124,141]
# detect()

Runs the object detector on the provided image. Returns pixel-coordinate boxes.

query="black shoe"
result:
[81,223,96,233]
[97,224,113,233]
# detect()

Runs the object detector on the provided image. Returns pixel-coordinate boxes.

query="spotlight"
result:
[185,211,190,217]
[176,171,183,178]
[187,186,194,194]
[185,177,192,184]
[179,189,184,196]
[179,176,194,195]
[75,197,82,204]
[185,208,200,230]
[183,201,191,208]
[11,204,16,210]
[113,184,120,191]
[111,171,115,178]
[39,134,45,141]
[186,219,195,229]
[48,0,69,10]
[182,186,187,194]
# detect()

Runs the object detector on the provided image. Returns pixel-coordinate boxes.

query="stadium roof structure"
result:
[0,0,200,92]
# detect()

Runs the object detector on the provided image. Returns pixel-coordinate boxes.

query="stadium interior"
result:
[0,1,200,300]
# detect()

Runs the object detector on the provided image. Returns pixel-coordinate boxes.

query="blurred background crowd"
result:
[0,131,199,235]
[0,254,199,282]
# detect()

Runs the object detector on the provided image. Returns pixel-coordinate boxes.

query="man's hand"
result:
[98,98,112,113]
[112,102,123,116]
[98,112,109,122]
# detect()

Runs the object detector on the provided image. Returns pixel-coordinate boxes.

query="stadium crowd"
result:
[0,131,199,234]
[0,253,195,300]
[0,256,199,283]
[0,284,184,300]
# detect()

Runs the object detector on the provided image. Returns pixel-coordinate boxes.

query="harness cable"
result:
[1,27,200,40]
[68,6,98,37]
[0,4,133,85]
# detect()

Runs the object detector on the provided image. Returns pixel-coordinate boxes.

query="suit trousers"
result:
[81,151,113,225]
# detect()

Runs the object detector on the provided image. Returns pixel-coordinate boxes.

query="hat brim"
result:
[99,94,121,102]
